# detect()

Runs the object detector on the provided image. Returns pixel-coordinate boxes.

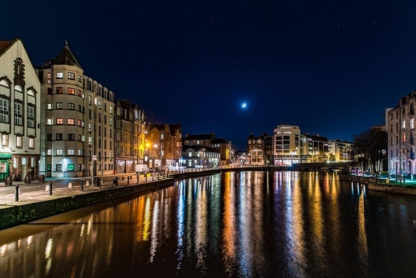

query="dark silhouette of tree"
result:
[353,128,387,173]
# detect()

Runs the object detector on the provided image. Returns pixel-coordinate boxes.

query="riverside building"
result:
[36,42,115,177]
[0,39,41,181]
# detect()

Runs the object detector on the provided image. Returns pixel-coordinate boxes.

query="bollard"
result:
[137,174,139,184]
[152,173,154,181]
[145,174,147,182]
[81,180,84,191]
[15,185,19,202]
[49,182,53,196]
[68,182,72,189]
[99,179,102,189]
[127,176,130,185]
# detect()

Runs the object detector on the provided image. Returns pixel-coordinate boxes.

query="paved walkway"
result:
[0,172,171,206]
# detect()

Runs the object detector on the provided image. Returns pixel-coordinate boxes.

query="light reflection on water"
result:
[1,171,416,277]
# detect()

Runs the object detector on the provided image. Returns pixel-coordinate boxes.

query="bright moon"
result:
[242,102,247,108]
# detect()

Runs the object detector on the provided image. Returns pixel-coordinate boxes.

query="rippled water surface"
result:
[1,171,416,278]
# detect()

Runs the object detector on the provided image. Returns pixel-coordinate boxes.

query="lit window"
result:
[189,152,192,157]
[68,72,75,80]
[109,106,113,114]
[78,119,81,126]
[68,118,75,125]
[56,102,63,109]
[68,149,74,155]
[56,87,63,94]
[67,164,74,171]
[16,136,22,147]
[68,103,75,110]
[411,118,414,130]
[47,119,52,125]
[88,137,92,145]
[88,96,92,105]
[402,120,406,129]
[0,98,9,123]
[98,100,101,109]
[56,118,63,125]
[47,103,52,110]
[14,103,22,125]
[28,138,34,149]
[27,106,35,128]
[88,123,92,132]
[2,134,8,146]
[47,149,52,155]
[47,72,51,83]
[56,72,63,79]
[68,88,75,95]
[110,118,113,126]
[56,149,63,155]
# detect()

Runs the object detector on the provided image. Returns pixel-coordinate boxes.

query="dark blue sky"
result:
[2,0,416,150]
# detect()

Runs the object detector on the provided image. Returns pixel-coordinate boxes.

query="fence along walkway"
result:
[0,172,170,206]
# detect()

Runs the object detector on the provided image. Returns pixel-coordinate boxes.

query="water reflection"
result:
[1,172,416,277]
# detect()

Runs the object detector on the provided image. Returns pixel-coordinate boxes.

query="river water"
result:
[1,171,416,278]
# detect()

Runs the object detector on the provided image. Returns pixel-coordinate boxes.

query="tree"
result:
[353,128,387,173]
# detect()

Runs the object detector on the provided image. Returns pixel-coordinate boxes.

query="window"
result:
[78,75,82,82]
[68,133,75,141]
[47,119,52,125]
[78,149,83,156]
[68,88,75,95]
[56,72,63,79]
[56,87,63,94]
[56,149,63,155]
[89,137,92,145]
[2,134,8,146]
[68,149,74,155]
[14,103,22,125]
[78,119,81,126]
[68,103,75,110]
[56,164,62,171]
[411,118,414,130]
[104,103,107,111]
[47,149,52,155]
[16,136,22,147]
[402,120,406,129]
[88,123,92,132]
[56,118,63,125]
[68,72,75,80]
[56,133,63,140]
[89,109,91,119]
[98,100,101,109]
[88,96,92,105]
[68,118,75,125]
[110,106,113,114]
[0,98,9,123]
[67,164,74,171]
[110,118,113,126]
[56,102,63,109]
[47,73,51,83]
[47,103,52,110]
[27,106,35,128]
[28,137,34,149]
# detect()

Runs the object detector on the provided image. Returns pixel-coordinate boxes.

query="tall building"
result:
[114,100,146,173]
[36,42,115,177]
[145,123,182,168]
[273,125,301,165]
[386,93,416,176]
[0,38,41,181]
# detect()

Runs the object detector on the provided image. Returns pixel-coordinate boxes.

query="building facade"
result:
[273,125,301,165]
[302,134,329,162]
[36,43,115,177]
[387,93,416,176]
[114,100,145,173]
[145,123,182,168]
[183,133,231,166]
[0,39,41,181]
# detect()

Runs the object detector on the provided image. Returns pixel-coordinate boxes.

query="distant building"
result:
[301,133,329,162]
[0,38,41,181]
[247,133,272,165]
[273,125,301,165]
[145,123,182,168]
[328,140,354,162]
[182,145,220,168]
[183,133,232,166]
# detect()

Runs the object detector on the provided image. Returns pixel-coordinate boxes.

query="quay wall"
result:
[0,179,173,230]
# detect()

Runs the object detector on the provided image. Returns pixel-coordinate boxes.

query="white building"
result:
[273,124,301,165]
[0,38,41,181]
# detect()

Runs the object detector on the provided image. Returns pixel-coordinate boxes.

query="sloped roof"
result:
[149,123,182,136]
[117,99,132,109]
[0,40,14,57]
[53,43,82,68]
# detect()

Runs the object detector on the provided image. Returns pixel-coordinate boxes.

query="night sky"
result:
[2,0,416,150]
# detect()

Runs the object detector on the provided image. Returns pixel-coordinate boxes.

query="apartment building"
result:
[387,93,416,176]
[145,123,182,168]
[273,125,301,165]
[183,133,231,166]
[114,99,146,173]
[0,39,41,181]
[302,133,329,162]
[36,42,115,177]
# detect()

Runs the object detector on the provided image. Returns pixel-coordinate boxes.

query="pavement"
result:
[0,172,172,206]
